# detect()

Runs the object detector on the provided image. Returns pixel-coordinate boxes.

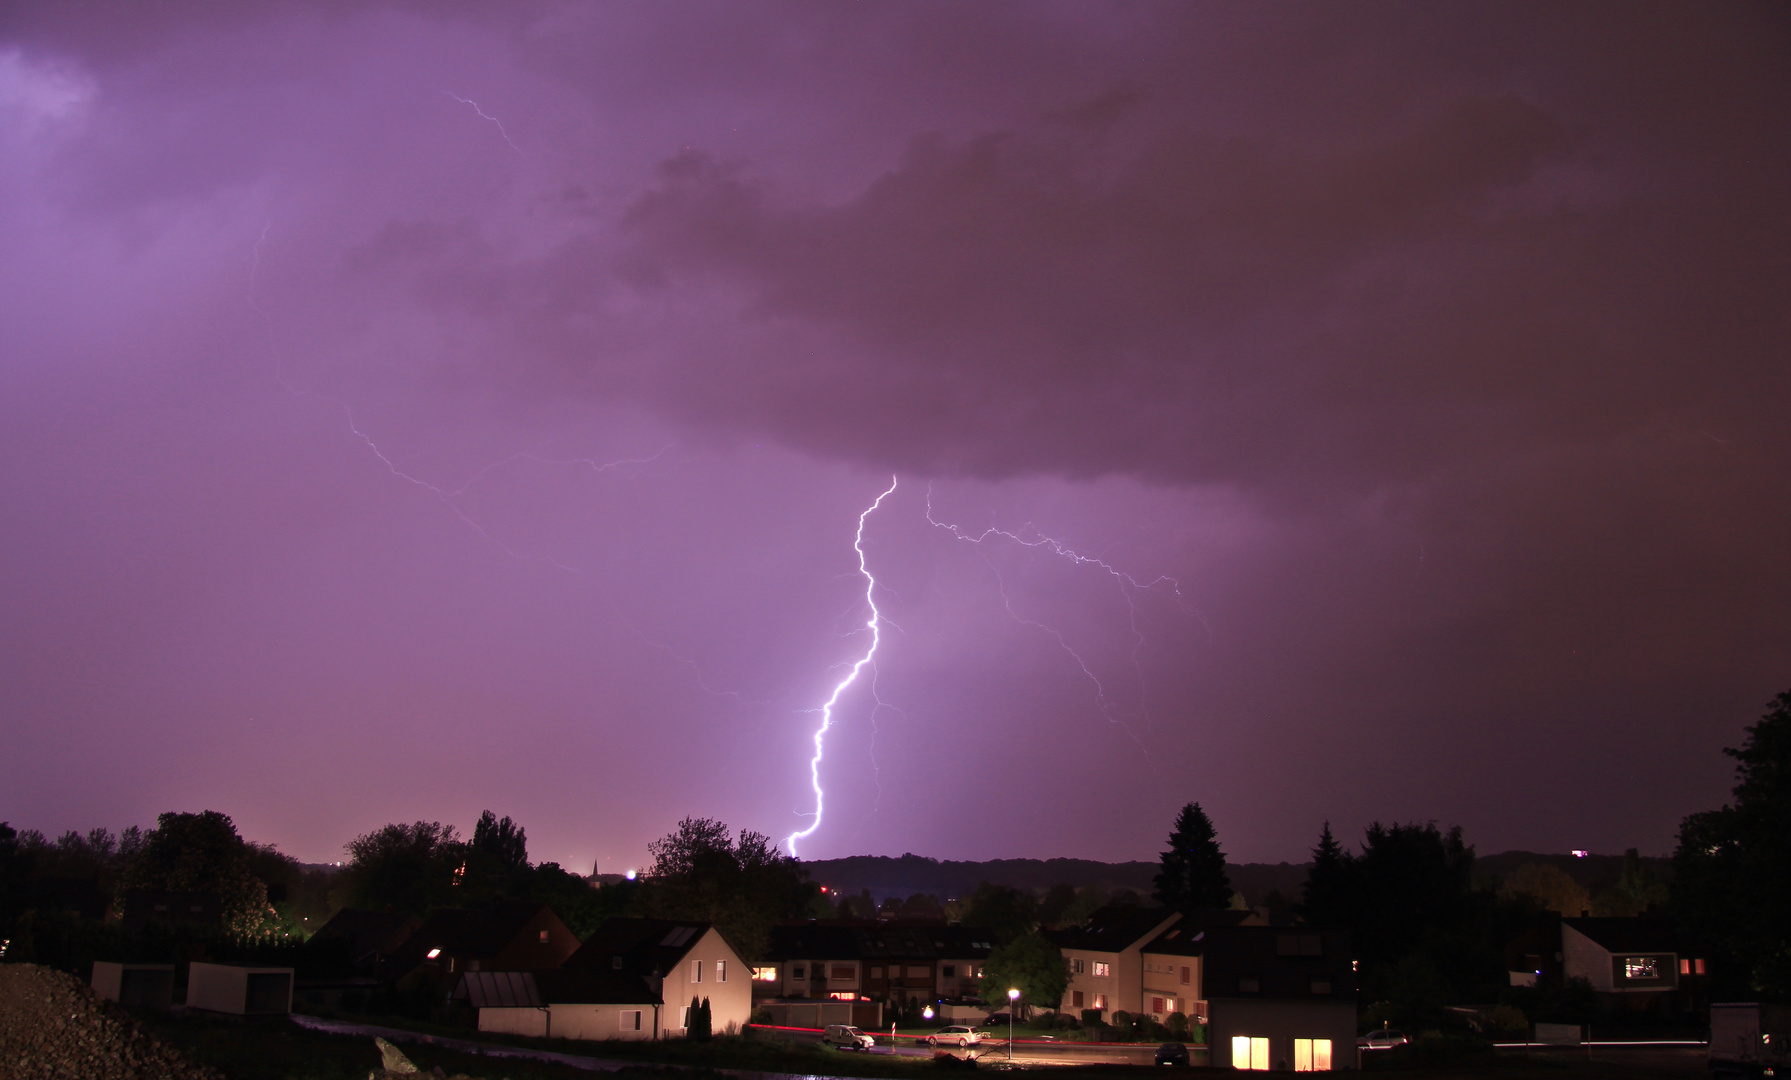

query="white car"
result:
[1356,1030,1409,1050]
[825,1025,876,1050]
[928,1025,984,1048]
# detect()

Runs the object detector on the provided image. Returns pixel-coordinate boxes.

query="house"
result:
[119,890,222,930]
[563,918,752,1038]
[1047,905,1186,1018]
[390,900,579,986]
[456,969,663,1040]
[308,908,422,975]
[1561,917,1707,1003]
[759,920,992,1011]
[186,961,294,1015]
[1195,925,1357,1073]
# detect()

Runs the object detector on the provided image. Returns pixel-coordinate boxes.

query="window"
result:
[829,992,856,1000]
[680,1006,691,1028]
[717,960,727,982]
[1072,991,1084,1009]
[831,965,856,981]
[1680,958,1690,975]
[612,956,624,970]
[1151,997,1166,1014]
[1696,958,1707,975]
[1093,994,1107,1010]
[693,959,703,982]
[1093,962,1111,978]
[1624,957,1659,980]
[539,930,550,944]
[1239,976,1260,993]
[620,1010,642,1032]
[1071,958,1085,975]
[907,966,931,979]
[942,965,956,978]
[1294,1039,1332,1071]
[793,966,806,980]
[426,948,442,960]
[870,966,884,979]
[753,966,778,981]
[1180,965,1191,985]
[1232,1036,1269,1070]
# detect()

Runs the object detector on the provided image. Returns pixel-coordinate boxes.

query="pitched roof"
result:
[1562,917,1678,953]
[457,969,660,1008]
[389,900,556,974]
[1193,925,1357,1001]
[1045,904,1180,953]
[1141,909,1262,956]
[310,908,421,962]
[564,918,727,975]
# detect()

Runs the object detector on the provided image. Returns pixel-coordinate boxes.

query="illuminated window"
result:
[1294,1039,1332,1071]
[1232,1036,1269,1070]
[539,930,550,944]
[1093,994,1107,1010]
[693,959,703,982]
[426,948,442,960]
[1624,957,1659,980]
[830,992,856,1000]
[717,961,727,982]
[1696,958,1707,975]
[1680,958,1691,975]
[753,966,778,981]
[1093,962,1111,978]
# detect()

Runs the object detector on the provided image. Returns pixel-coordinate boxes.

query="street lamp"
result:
[1007,988,1020,1060]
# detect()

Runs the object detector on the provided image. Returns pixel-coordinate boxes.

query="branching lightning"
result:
[443,91,524,155]
[785,476,898,857]
[926,484,1198,747]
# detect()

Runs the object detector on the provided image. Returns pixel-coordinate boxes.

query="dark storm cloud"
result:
[1,0,1787,865]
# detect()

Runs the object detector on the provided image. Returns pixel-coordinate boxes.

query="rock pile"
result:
[0,962,222,1080]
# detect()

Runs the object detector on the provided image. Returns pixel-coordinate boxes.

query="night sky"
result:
[2,2,1786,872]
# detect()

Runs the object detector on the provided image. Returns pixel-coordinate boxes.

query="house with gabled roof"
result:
[308,908,422,976]
[563,918,751,1037]
[456,969,662,1040]
[1047,904,1186,1018]
[1190,924,1357,1072]
[760,920,993,1009]
[390,900,579,987]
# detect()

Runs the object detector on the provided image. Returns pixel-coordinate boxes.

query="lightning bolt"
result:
[443,91,524,155]
[925,484,1198,748]
[785,476,898,857]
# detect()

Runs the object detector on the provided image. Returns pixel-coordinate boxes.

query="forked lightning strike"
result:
[785,477,898,858]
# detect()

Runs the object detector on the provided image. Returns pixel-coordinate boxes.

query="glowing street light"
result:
[1008,988,1020,1060]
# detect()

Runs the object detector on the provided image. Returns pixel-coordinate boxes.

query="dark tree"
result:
[472,811,529,873]
[635,817,816,962]
[118,811,274,936]
[1153,803,1232,909]
[978,932,1069,1010]
[1675,690,1791,997]
[341,821,464,917]
[1297,822,1354,925]
[963,882,1039,946]
[1037,883,1079,927]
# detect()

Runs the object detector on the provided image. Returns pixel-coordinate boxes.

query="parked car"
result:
[981,1013,1011,1028]
[1357,1030,1409,1050]
[1155,1042,1191,1066]
[825,1025,876,1050]
[928,1025,985,1048]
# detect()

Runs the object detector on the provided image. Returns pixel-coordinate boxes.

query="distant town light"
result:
[1571,850,1589,858]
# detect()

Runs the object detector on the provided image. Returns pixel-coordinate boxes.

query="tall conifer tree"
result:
[1153,803,1232,909]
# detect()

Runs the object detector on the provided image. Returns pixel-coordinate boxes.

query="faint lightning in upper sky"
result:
[926,485,1194,748]
[786,476,898,858]
[443,91,524,155]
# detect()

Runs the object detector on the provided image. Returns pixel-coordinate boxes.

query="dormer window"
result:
[539,930,550,944]
[612,956,623,970]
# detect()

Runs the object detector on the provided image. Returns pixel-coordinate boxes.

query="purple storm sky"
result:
[2,2,1787,871]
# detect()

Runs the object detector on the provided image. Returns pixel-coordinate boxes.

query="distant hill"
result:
[799,849,1672,909]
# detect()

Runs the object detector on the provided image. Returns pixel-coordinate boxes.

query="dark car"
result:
[1155,1042,1191,1066]
[981,1013,1012,1028]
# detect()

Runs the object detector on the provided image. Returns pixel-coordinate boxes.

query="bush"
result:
[1165,1011,1189,1040]
[1109,1010,1134,1039]
[1080,1008,1104,1029]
